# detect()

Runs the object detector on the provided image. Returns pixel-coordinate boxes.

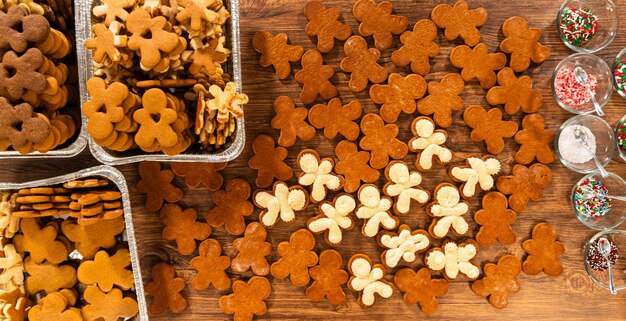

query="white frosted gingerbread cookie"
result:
[297,149,344,203]
[355,185,399,238]
[253,181,309,227]
[449,156,501,198]
[426,183,470,238]
[425,239,480,280]
[378,225,430,268]
[383,161,430,215]
[409,117,453,171]
[347,254,394,307]
[307,194,355,246]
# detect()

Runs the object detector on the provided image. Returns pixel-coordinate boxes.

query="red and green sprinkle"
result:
[559,6,599,48]
[617,118,626,151]
[574,176,612,219]
[586,238,619,272]
[615,59,626,94]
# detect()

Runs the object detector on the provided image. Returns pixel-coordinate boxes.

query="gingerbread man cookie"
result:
[294,50,337,104]
[383,161,429,215]
[500,16,550,72]
[61,216,125,259]
[206,178,254,236]
[431,0,488,47]
[308,98,362,141]
[486,68,542,115]
[378,224,430,268]
[170,162,227,190]
[271,96,316,148]
[426,183,470,239]
[297,149,343,203]
[394,267,448,315]
[161,203,211,255]
[522,222,564,276]
[271,229,319,287]
[253,31,304,79]
[232,222,272,276]
[391,19,439,76]
[0,244,23,288]
[77,249,134,292]
[137,162,184,212]
[416,73,465,128]
[190,238,231,291]
[347,254,394,307]
[248,135,294,188]
[306,249,349,305]
[340,36,388,92]
[514,114,555,165]
[28,290,82,321]
[496,164,552,212]
[334,140,380,193]
[307,194,355,246]
[425,239,480,280]
[81,286,139,321]
[450,156,501,198]
[463,105,518,155]
[450,44,507,89]
[145,262,187,316]
[13,218,68,264]
[356,184,399,237]
[352,0,408,51]
[304,0,352,53]
[359,113,408,169]
[471,254,522,309]
[254,181,308,227]
[219,276,271,321]
[409,117,453,171]
[475,192,517,246]
[24,257,76,294]
[370,73,426,123]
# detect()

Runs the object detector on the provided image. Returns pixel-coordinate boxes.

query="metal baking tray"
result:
[75,0,245,165]
[0,165,149,321]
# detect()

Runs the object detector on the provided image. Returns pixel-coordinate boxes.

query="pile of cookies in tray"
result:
[0,178,140,320]
[82,0,248,155]
[133,0,564,319]
[0,0,79,154]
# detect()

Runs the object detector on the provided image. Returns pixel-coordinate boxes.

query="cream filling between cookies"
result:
[349,258,393,306]
[385,163,428,213]
[426,242,478,279]
[357,187,395,237]
[308,197,355,244]
[255,183,307,227]
[380,230,430,268]
[298,155,341,202]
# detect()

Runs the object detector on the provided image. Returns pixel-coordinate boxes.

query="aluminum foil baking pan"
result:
[0,165,149,321]
[75,0,245,165]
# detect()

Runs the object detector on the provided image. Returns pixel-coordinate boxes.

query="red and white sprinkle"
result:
[555,67,598,110]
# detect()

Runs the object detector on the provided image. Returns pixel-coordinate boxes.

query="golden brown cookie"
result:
[294,50,337,104]
[190,238,231,291]
[370,73,426,124]
[471,255,521,309]
[219,276,271,321]
[161,203,211,255]
[496,164,552,212]
[352,0,408,51]
[394,267,448,315]
[450,43,507,89]
[206,178,254,236]
[248,135,293,188]
[359,113,408,169]
[170,162,227,190]
[500,16,550,72]
[145,262,188,316]
[232,222,272,276]
[271,96,316,147]
[513,114,555,165]
[13,218,68,264]
[306,249,349,305]
[28,289,82,321]
[340,36,388,92]
[254,181,308,227]
[24,257,76,295]
[486,67,542,115]
[347,253,394,307]
[416,73,464,128]
[307,193,355,246]
[271,229,318,287]
[308,98,362,141]
[474,192,517,246]
[391,19,439,76]
[253,31,304,79]
[304,1,352,53]
[77,249,134,292]
[81,286,138,321]
[463,105,518,155]
[335,140,380,193]
[522,223,564,276]
[137,162,184,212]
[431,0,487,46]
[61,216,125,259]
[297,149,344,203]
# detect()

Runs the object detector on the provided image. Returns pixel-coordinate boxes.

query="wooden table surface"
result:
[3,0,626,320]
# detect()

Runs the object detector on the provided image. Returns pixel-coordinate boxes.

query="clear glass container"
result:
[572,172,626,229]
[557,0,618,53]
[612,47,626,98]
[555,115,615,173]
[584,229,626,292]
[614,114,626,161]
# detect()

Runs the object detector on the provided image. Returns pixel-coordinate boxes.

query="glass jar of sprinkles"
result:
[584,229,626,293]
[612,48,626,98]
[615,114,626,161]
[572,172,626,230]
[556,0,619,53]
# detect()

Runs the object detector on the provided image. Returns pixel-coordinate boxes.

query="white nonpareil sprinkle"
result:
[558,124,596,164]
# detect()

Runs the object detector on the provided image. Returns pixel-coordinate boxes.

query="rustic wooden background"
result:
[3,0,626,319]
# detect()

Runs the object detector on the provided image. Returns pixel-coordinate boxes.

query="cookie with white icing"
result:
[253,182,309,227]
[424,239,480,280]
[307,193,355,246]
[347,253,394,307]
[382,161,430,215]
[426,183,470,238]
[297,149,344,203]
[408,116,453,171]
[355,184,399,238]
[449,156,501,198]
[377,224,430,268]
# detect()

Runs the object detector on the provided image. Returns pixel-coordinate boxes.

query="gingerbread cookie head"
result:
[254,181,308,227]
[271,229,319,287]
[356,184,399,237]
[359,113,408,169]
[426,183,470,239]
[394,267,448,315]
[463,105,518,155]
[471,254,522,309]
[450,156,501,198]
[522,222,564,276]
[431,0,487,46]
[391,19,439,76]
[252,31,304,79]
[308,98,362,141]
[271,96,316,148]
[306,249,349,305]
[425,239,480,280]
[486,67,543,115]
[409,116,453,171]
[370,73,426,124]
[219,276,271,321]
[352,0,408,51]
[206,178,254,236]
[474,192,517,246]
[304,1,352,53]
[500,16,550,72]
[382,160,429,215]
[416,73,465,128]
[450,44,507,89]
[297,149,344,203]
[496,164,552,212]
[378,224,430,268]
[347,253,394,307]
[232,222,272,276]
[334,140,380,193]
[248,135,294,188]
[340,36,388,92]
[294,50,337,104]
[513,114,555,165]
[307,193,355,246]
